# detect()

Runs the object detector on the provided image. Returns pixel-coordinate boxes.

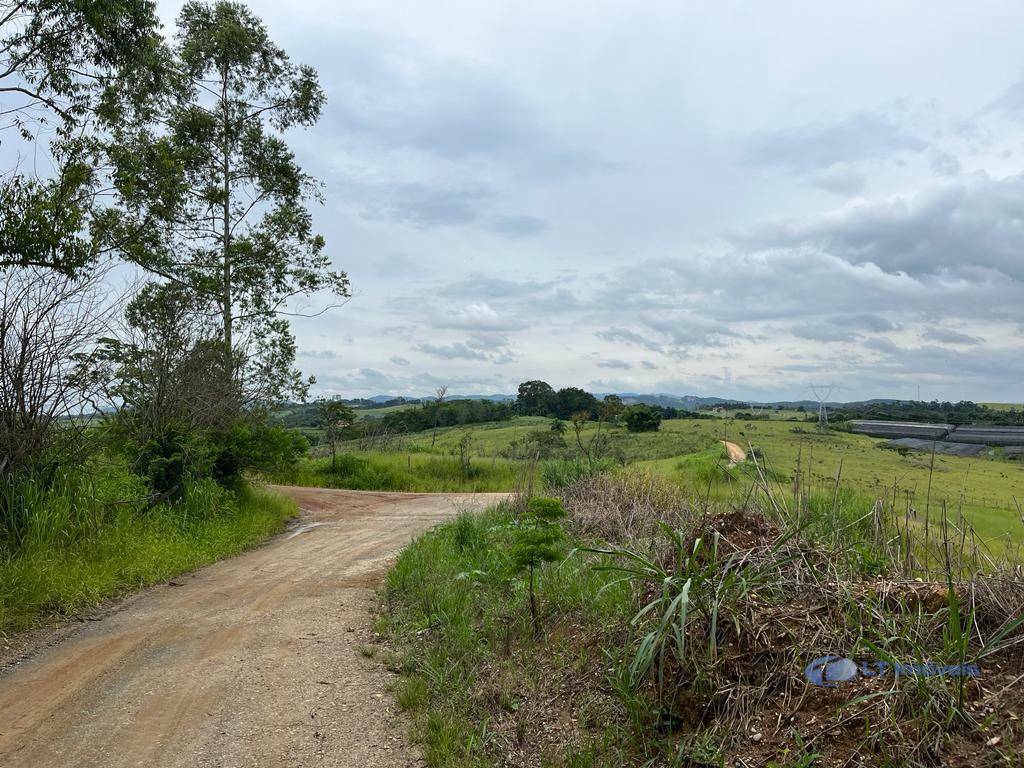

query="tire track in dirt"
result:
[0,487,504,768]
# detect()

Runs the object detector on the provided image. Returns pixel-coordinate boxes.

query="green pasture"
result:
[327,416,1024,546]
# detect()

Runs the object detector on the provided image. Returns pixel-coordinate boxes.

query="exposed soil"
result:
[722,439,747,465]
[0,486,504,768]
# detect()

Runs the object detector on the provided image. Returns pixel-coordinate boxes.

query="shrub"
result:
[136,425,211,500]
[624,404,662,432]
[211,419,308,483]
[540,457,616,491]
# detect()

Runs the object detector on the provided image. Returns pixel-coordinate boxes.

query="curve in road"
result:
[0,486,503,768]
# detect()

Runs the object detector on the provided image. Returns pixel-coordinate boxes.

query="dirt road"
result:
[722,440,747,465]
[0,486,503,768]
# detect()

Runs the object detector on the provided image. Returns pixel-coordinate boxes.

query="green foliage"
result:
[623,404,662,433]
[1,458,146,551]
[316,398,356,468]
[555,387,599,420]
[511,497,568,637]
[540,457,617,491]
[1,0,164,274]
[511,498,567,571]
[379,504,632,767]
[383,399,513,433]
[587,525,793,695]
[210,419,308,483]
[832,399,1024,427]
[516,380,557,416]
[0,172,97,274]
[600,394,625,422]
[503,428,568,460]
[269,451,520,493]
[378,456,1024,768]
[137,426,209,498]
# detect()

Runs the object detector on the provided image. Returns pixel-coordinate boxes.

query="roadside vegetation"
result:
[377,469,1024,767]
[269,452,521,493]
[1,3,332,637]
[0,480,294,633]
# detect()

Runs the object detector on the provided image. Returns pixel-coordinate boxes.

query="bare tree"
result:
[0,265,112,478]
[83,281,236,445]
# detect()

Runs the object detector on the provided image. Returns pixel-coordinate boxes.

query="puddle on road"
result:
[286,521,339,540]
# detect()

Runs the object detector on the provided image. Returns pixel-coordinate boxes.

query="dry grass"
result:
[381,469,1024,767]
[560,470,689,542]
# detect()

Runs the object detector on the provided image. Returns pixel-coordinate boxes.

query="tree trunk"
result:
[220,65,233,388]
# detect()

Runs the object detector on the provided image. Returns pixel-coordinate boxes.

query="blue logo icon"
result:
[805,655,979,687]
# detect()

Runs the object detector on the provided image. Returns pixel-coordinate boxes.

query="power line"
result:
[808,383,838,430]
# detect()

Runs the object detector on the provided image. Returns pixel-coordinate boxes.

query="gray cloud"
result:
[929,150,961,177]
[733,173,1024,281]
[922,327,983,345]
[438,274,556,301]
[361,182,491,228]
[791,324,860,343]
[389,356,411,366]
[319,29,606,178]
[597,359,632,369]
[809,163,866,196]
[639,313,739,350]
[864,338,1024,387]
[845,314,901,333]
[488,214,549,239]
[430,302,529,332]
[213,2,1024,402]
[743,111,927,172]
[417,333,516,364]
[417,341,490,361]
[298,349,340,359]
[595,327,664,353]
[986,77,1024,123]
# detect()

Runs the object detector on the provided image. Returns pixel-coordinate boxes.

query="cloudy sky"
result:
[157,0,1024,402]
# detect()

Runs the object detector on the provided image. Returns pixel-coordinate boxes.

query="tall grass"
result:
[379,504,632,766]
[268,451,522,492]
[0,465,295,633]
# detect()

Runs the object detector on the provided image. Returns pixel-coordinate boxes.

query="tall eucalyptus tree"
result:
[108,1,348,407]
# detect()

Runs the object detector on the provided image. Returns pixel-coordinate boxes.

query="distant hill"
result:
[364,393,515,404]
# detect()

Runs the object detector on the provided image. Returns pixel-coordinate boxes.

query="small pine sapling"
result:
[511,497,568,637]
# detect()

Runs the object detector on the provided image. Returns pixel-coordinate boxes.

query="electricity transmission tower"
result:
[808,384,838,430]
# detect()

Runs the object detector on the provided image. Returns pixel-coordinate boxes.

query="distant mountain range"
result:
[358,393,906,410]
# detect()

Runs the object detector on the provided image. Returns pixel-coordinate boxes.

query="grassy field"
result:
[342,415,1024,546]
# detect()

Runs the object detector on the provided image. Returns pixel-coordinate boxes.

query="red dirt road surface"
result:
[0,487,504,768]
[722,440,747,465]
